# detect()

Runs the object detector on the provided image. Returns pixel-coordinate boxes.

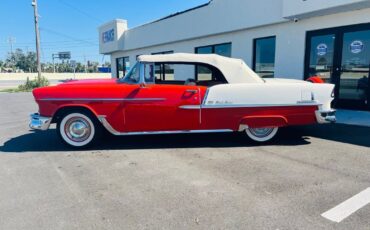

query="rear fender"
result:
[240,115,288,129]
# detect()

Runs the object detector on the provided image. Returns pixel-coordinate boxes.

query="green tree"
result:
[87,61,99,73]
[75,62,86,73]
[5,49,37,72]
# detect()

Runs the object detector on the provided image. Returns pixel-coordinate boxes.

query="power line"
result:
[40,27,98,46]
[57,0,104,23]
[0,39,97,46]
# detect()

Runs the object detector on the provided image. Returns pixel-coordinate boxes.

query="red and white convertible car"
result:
[30,53,336,148]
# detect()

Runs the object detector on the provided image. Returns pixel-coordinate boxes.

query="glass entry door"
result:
[305,23,370,110]
[307,34,336,83]
[339,30,370,106]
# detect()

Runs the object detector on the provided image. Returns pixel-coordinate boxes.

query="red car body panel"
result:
[33,79,319,133]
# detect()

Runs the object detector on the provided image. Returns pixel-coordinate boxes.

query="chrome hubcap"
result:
[249,127,274,138]
[65,117,91,142]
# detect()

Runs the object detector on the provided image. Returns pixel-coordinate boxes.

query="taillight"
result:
[306,76,324,84]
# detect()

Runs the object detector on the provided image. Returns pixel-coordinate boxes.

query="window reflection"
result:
[254,37,276,78]
[307,35,335,83]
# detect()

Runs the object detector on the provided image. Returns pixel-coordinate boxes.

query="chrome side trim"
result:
[297,100,319,104]
[29,113,52,130]
[39,98,166,102]
[179,105,201,110]
[202,103,321,108]
[202,88,210,105]
[179,103,321,109]
[238,124,249,132]
[97,116,233,136]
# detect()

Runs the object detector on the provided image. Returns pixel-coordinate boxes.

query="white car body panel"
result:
[205,82,335,111]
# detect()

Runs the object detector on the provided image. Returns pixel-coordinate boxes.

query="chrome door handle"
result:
[185,89,198,94]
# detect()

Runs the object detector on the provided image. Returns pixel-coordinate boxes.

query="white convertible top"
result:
[138,53,264,84]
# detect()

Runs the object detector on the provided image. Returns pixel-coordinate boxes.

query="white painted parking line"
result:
[321,187,370,223]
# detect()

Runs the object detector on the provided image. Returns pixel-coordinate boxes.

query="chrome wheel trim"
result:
[245,127,278,142]
[60,113,95,147]
[248,128,274,138]
[65,117,91,142]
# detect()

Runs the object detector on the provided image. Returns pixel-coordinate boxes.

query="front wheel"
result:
[245,127,279,142]
[57,112,100,148]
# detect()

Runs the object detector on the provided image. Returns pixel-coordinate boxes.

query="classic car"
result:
[29,53,336,148]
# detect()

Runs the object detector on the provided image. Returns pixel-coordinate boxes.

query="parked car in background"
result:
[29,53,336,148]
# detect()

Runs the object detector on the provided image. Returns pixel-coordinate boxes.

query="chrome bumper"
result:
[29,113,52,130]
[315,110,336,124]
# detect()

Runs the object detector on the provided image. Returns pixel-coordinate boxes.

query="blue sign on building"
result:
[102,29,115,43]
[98,67,111,73]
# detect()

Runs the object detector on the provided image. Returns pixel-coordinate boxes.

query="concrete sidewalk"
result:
[336,109,370,127]
[0,73,111,90]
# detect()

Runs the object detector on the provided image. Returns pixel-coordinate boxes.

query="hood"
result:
[32,78,120,99]
[59,78,117,86]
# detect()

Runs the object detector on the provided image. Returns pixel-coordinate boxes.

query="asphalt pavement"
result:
[0,92,369,230]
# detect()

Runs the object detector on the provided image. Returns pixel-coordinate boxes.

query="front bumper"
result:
[315,110,336,124]
[29,113,52,130]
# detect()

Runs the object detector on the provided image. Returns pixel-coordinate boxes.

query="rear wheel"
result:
[245,127,279,142]
[57,112,100,148]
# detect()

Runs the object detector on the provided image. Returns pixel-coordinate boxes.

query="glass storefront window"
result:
[196,46,212,54]
[253,37,276,78]
[116,56,130,78]
[215,43,232,57]
[195,43,232,57]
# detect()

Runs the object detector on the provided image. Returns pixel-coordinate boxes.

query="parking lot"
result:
[0,92,369,230]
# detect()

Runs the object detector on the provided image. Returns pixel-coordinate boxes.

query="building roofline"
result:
[98,19,127,29]
[132,1,212,30]
[150,1,212,24]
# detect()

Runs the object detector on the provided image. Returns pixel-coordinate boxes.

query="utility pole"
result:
[7,37,16,54]
[83,53,87,73]
[32,0,42,80]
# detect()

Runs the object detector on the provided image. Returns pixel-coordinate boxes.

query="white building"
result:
[99,0,370,110]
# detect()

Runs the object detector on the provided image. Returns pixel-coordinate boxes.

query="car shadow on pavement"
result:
[296,123,370,148]
[0,124,368,153]
[0,127,312,153]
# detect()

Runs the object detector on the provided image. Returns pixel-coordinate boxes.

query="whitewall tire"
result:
[245,127,279,142]
[58,112,98,148]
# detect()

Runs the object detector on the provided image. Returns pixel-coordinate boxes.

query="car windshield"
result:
[119,62,140,84]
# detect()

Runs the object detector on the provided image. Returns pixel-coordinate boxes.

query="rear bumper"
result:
[315,110,336,124]
[29,113,52,130]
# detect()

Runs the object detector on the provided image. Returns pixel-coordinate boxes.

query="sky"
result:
[0,0,208,64]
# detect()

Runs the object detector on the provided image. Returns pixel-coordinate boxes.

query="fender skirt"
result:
[240,115,288,129]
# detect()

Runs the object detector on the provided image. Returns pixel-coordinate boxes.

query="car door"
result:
[123,84,203,132]
[122,62,203,132]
